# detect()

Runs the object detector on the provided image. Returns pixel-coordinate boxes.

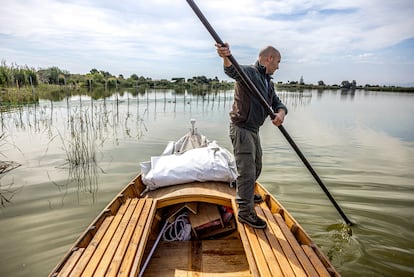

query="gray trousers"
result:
[229,123,262,217]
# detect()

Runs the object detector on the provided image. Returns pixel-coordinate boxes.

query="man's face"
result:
[266,54,281,75]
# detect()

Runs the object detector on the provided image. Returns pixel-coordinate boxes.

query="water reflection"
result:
[340,88,356,100]
[1,88,314,127]
[0,160,22,207]
[0,89,236,204]
[0,130,22,207]
[61,106,101,202]
[0,89,346,194]
[277,90,312,111]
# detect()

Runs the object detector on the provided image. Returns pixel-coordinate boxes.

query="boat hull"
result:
[49,175,339,276]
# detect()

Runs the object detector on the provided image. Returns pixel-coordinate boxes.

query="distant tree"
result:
[318,80,325,86]
[130,74,139,81]
[351,80,357,89]
[89,70,104,83]
[90,68,99,74]
[27,70,38,86]
[37,66,62,84]
[14,68,27,87]
[192,76,209,84]
[106,77,118,89]
[299,75,304,85]
[0,61,12,86]
[341,80,351,89]
[341,80,357,90]
[100,70,112,78]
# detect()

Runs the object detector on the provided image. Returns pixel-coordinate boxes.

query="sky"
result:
[1,0,414,86]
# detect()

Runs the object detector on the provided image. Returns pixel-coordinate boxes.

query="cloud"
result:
[1,0,413,84]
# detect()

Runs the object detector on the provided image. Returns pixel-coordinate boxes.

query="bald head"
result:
[258,46,281,75]
[259,46,280,60]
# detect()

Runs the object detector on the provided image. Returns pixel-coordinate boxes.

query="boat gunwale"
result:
[254,183,338,276]
[48,177,141,276]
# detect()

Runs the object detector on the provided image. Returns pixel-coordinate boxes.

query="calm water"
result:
[0,89,413,276]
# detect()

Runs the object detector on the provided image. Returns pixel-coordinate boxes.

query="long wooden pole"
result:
[186,0,353,226]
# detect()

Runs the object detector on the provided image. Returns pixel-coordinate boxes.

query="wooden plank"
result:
[104,198,145,276]
[143,241,191,276]
[201,239,251,276]
[260,209,306,277]
[255,184,313,245]
[302,245,331,277]
[254,226,284,276]
[237,221,260,277]
[254,205,286,277]
[80,198,132,277]
[56,248,84,277]
[93,198,137,276]
[93,198,138,276]
[257,203,296,277]
[147,181,234,208]
[242,224,272,277]
[70,216,114,276]
[143,239,251,277]
[232,199,260,277]
[190,240,203,274]
[274,213,319,277]
[119,198,156,276]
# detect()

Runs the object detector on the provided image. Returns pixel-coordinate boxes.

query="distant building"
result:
[172,78,185,83]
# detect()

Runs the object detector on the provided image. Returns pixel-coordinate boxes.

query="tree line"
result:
[0,62,232,91]
[1,61,413,93]
[0,61,38,87]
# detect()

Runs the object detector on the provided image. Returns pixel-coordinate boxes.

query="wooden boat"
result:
[49,124,340,277]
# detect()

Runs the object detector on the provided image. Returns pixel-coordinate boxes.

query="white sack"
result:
[140,142,237,191]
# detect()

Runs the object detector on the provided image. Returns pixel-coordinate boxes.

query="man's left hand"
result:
[272,109,286,126]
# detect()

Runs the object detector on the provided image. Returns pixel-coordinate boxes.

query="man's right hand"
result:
[215,43,232,67]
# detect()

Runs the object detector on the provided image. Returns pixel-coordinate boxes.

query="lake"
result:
[0,88,413,276]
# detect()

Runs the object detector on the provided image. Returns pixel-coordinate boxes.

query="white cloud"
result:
[1,0,413,84]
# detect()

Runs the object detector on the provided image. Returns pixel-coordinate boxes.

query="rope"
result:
[162,213,192,241]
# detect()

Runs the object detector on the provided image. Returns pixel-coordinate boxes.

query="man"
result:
[216,43,287,229]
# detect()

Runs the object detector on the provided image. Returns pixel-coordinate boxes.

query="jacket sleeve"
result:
[273,96,288,114]
[271,84,288,114]
[224,64,249,82]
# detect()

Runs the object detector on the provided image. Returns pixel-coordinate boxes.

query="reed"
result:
[59,107,101,199]
[0,133,22,206]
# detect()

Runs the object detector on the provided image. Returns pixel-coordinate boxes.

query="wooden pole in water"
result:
[29,75,35,97]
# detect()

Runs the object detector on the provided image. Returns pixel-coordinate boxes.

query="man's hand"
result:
[272,109,286,127]
[215,43,232,67]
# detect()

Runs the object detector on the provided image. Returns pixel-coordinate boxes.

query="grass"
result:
[0,132,22,207]
[56,106,104,201]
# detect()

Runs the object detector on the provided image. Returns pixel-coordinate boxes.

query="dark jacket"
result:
[224,61,287,133]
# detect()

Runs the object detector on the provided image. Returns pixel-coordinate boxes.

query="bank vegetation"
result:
[1,62,413,106]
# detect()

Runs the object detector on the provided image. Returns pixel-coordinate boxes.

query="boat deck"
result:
[239,202,332,277]
[144,237,251,276]
[50,181,338,276]
[52,198,157,277]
